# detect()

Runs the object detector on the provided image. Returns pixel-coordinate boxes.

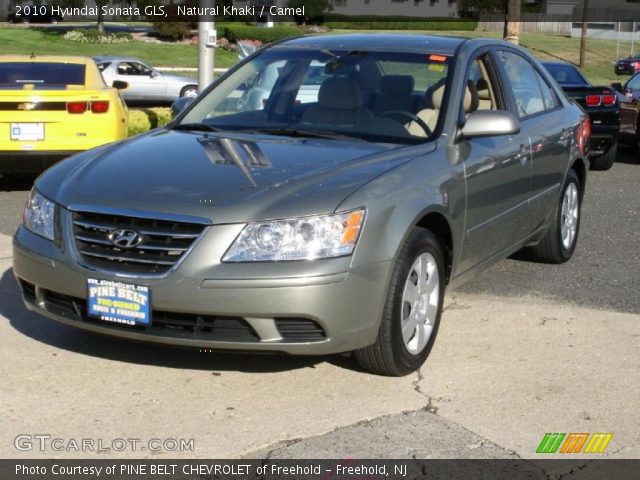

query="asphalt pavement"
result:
[0,147,638,460]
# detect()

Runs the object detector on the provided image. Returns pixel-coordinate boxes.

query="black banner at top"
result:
[4,1,640,23]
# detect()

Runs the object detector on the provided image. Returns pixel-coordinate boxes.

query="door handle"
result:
[518,144,529,165]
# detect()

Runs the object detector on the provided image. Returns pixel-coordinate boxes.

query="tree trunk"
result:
[579,0,589,68]
[505,0,521,45]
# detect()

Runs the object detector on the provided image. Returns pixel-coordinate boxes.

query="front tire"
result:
[531,169,581,264]
[355,228,445,376]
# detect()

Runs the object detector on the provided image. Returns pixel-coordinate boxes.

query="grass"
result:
[0,24,238,69]
[2,23,636,89]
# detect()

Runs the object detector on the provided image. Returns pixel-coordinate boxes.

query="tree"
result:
[55,0,160,32]
[505,0,521,45]
[287,0,330,24]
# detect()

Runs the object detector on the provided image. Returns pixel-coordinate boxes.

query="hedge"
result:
[128,108,172,137]
[222,25,303,43]
[320,15,477,31]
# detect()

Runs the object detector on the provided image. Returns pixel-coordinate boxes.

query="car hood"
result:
[37,129,425,224]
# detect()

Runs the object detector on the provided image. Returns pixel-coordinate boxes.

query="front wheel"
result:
[355,228,445,376]
[531,169,581,264]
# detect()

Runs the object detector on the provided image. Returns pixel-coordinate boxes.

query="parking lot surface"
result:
[0,148,638,459]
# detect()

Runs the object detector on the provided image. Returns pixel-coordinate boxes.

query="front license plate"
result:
[10,122,44,141]
[87,278,151,326]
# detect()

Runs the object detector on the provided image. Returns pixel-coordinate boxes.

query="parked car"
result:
[14,35,589,376]
[543,61,619,170]
[0,55,128,174]
[611,73,640,150]
[7,0,62,23]
[94,56,198,104]
[615,53,640,75]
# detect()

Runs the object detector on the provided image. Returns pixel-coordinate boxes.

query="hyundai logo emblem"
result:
[109,229,143,249]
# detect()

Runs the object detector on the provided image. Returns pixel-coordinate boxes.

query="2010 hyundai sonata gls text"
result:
[13,34,589,376]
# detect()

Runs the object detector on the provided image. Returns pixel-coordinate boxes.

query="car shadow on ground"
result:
[0,267,360,374]
[0,174,37,192]
[616,143,640,166]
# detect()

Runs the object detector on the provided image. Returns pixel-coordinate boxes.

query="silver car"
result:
[14,35,589,376]
[94,56,198,103]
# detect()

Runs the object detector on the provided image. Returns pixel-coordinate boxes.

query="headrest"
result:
[463,79,479,114]
[318,77,363,110]
[380,75,415,96]
[476,78,491,100]
[431,84,446,110]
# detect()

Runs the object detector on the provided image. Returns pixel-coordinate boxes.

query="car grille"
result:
[71,211,207,276]
[29,287,260,343]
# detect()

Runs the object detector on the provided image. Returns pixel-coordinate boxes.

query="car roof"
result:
[0,55,93,64]
[274,33,506,56]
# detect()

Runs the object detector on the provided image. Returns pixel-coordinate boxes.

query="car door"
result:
[457,51,533,274]
[618,74,640,136]
[496,50,569,226]
[114,61,166,101]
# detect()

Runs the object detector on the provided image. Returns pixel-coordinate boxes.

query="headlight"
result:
[23,189,56,241]
[223,209,365,262]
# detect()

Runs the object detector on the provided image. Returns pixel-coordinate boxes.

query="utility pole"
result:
[198,0,216,92]
[505,0,521,45]
[579,0,589,68]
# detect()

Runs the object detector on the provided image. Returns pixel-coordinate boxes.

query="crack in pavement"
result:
[412,368,439,415]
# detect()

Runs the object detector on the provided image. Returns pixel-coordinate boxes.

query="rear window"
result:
[544,64,588,86]
[96,62,111,72]
[0,62,86,86]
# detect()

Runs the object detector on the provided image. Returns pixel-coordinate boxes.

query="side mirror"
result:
[171,96,195,119]
[610,82,623,92]
[112,80,128,90]
[460,110,520,139]
[150,71,159,79]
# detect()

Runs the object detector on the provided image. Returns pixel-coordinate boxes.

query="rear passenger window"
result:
[498,51,547,118]
[536,72,560,110]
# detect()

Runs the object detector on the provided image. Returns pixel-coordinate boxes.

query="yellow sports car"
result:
[0,55,128,174]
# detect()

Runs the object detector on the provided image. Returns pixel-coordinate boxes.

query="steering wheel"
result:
[379,110,432,137]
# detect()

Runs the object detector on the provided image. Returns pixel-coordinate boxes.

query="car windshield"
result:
[178,48,451,144]
[0,62,85,86]
[544,64,589,86]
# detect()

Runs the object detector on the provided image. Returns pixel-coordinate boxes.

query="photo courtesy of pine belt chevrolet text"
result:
[12,34,590,376]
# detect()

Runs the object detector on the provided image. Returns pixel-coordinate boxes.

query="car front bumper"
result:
[12,217,392,355]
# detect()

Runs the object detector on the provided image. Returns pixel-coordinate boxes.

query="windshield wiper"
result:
[172,123,222,132]
[243,127,364,141]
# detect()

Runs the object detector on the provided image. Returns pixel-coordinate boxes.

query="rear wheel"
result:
[590,141,616,171]
[355,228,445,376]
[531,169,581,264]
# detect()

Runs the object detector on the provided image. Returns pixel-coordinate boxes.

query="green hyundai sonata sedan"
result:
[13,34,589,375]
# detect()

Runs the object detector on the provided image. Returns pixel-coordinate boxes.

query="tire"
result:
[355,228,445,376]
[180,85,198,98]
[531,169,581,264]
[590,142,616,171]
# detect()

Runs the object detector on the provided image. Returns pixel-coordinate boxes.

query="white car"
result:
[94,56,198,103]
